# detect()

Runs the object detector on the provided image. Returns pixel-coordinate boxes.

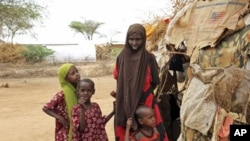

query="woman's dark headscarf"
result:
[115,23,150,128]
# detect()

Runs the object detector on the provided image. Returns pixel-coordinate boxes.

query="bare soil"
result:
[0,61,117,141]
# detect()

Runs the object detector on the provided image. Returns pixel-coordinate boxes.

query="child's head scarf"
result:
[58,63,77,141]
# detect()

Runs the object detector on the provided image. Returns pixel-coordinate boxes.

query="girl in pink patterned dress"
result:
[72,78,114,141]
[43,63,81,141]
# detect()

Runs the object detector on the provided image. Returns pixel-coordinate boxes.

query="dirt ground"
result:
[0,63,117,141]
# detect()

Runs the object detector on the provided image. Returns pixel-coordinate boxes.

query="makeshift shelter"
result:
[144,0,250,141]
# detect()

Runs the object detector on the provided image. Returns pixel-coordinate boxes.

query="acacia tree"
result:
[0,0,44,44]
[69,19,103,40]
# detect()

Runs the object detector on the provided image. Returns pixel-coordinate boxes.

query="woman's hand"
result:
[113,101,116,113]
[110,91,116,98]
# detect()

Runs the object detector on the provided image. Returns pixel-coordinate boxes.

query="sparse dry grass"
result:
[0,60,115,78]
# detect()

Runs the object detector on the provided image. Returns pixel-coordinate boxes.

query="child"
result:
[42,63,80,141]
[125,105,160,141]
[72,78,115,141]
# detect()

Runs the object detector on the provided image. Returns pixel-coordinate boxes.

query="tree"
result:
[0,0,45,44]
[171,0,194,15]
[69,19,103,40]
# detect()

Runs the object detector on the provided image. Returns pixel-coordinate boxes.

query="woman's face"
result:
[128,32,143,51]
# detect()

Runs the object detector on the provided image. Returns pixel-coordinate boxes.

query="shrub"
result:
[21,45,55,64]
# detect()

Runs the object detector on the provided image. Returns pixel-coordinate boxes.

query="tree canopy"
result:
[69,19,103,40]
[0,0,45,43]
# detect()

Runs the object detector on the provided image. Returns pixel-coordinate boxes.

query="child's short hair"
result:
[134,105,151,120]
[77,78,95,90]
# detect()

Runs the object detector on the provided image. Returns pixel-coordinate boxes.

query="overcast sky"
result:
[14,0,173,44]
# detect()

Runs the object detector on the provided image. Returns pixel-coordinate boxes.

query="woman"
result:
[112,23,169,141]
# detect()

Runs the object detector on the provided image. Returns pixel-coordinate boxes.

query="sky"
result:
[14,0,173,44]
